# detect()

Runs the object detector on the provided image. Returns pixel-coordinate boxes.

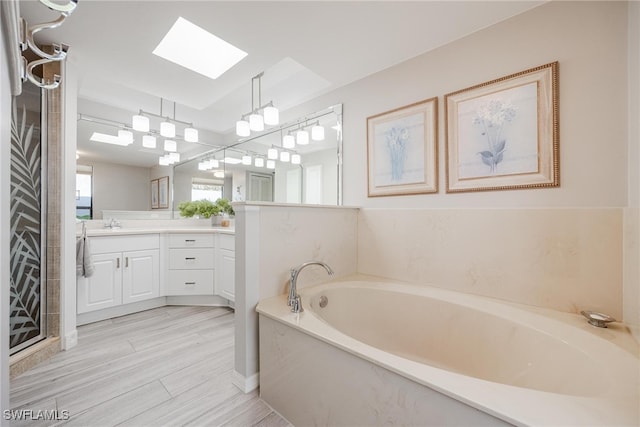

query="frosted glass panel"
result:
[9,82,46,354]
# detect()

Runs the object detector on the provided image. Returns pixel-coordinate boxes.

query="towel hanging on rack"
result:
[76,222,94,278]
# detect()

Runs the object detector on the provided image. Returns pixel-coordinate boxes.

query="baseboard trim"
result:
[76,297,167,326]
[232,370,259,393]
[62,329,78,350]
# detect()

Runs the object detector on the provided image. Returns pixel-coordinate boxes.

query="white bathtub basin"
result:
[257,279,640,426]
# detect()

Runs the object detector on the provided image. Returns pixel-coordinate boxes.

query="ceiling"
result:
[19,0,544,167]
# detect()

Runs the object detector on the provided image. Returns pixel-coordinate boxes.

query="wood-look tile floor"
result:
[10,306,292,427]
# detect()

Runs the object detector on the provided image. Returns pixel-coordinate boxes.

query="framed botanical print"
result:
[367,97,438,197]
[445,62,559,192]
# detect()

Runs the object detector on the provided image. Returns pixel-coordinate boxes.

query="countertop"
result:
[80,227,235,237]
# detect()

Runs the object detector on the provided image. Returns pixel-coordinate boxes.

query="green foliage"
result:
[214,198,235,216]
[178,198,234,218]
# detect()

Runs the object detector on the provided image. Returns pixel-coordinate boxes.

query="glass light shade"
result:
[118,130,134,144]
[279,151,290,162]
[160,121,176,137]
[159,155,171,166]
[198,161,208,171]
[254,157,265,168]
[267,148,278,159]
[169,152,180,163]
[266,160,276,169]
[242,155,252,165]
[296,130,309,145]
[282,134,295,149]
[311,125,325,141]
[184,127,198,142]
[263,106,279,125]
[142,135,157,148]
[209,159,219,168]
[291,154,301,165]
[164,139,177,152]
[249,113,264,131]
[132,115,149,132]
[236,120,250,137]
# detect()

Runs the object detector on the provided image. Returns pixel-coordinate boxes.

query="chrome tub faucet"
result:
[288,261,334,313]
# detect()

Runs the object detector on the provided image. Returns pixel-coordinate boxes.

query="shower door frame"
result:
[9,83,48,356]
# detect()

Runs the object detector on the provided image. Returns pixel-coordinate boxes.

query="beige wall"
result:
[234,204,358,388]
[359,208,623,317]
[277,2,633,318]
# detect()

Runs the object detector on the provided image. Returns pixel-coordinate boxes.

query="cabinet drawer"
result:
[169,248,215,269]
[167,270,214,295]
[168,233,214,248]
[218,233,235,251]
[91,234,159,254]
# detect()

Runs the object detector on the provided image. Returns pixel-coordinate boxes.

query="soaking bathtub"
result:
[256,279,639,426]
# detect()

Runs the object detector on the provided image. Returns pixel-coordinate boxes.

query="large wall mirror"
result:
[172,104,342,215]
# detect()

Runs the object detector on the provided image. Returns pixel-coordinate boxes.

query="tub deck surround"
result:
[256,279,639,426]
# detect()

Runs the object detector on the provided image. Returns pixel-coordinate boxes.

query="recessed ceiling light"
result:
[153,17,247,80]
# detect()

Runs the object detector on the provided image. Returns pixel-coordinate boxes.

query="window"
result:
[192,177,223,201]
[76,165,93,219]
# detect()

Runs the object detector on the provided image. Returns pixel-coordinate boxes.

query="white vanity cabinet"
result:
[77,234,160,314]
[166,233,215,295]
[216,233,235,302]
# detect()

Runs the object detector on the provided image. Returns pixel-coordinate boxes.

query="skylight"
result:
[90,132,132,146]
[153,17,247,80]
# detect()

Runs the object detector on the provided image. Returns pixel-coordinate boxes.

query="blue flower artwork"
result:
[372,112,425,188]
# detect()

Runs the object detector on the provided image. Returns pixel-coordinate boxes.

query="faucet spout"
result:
[288,261,334,313]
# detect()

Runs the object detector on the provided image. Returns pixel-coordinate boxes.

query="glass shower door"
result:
[9,82,47,355]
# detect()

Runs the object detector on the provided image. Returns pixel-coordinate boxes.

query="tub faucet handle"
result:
[288,260,334,313]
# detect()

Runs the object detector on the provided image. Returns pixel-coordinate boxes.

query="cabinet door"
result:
[77,252,123,314]
[219,249,235,302]
[122,249,159,305]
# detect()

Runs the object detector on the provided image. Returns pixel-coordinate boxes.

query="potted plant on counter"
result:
[178,199,219,220]
[213,198,235,227]
[177,198,234,227]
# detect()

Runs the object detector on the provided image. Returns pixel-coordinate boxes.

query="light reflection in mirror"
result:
[172,104,342,216]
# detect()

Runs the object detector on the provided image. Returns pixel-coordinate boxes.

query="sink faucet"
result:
[104,218,121,229]
[288,261,334,313]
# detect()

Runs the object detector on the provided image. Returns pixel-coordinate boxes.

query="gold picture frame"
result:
[445,61,559,193]
[366,97,438,197]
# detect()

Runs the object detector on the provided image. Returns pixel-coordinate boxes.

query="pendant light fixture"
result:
[236,120,250,137]
[164,140,177,152]
[142,135,157,148]
[291,153,301,165]
[133,98,200,147]
[311,124,325,141]
[282,133,295,149]
[132,114,150,132]
[267,147,278,159]
[184,127,198,143]
[160,121,176,138]
[296,129,309,145]
[236,71,279,137]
